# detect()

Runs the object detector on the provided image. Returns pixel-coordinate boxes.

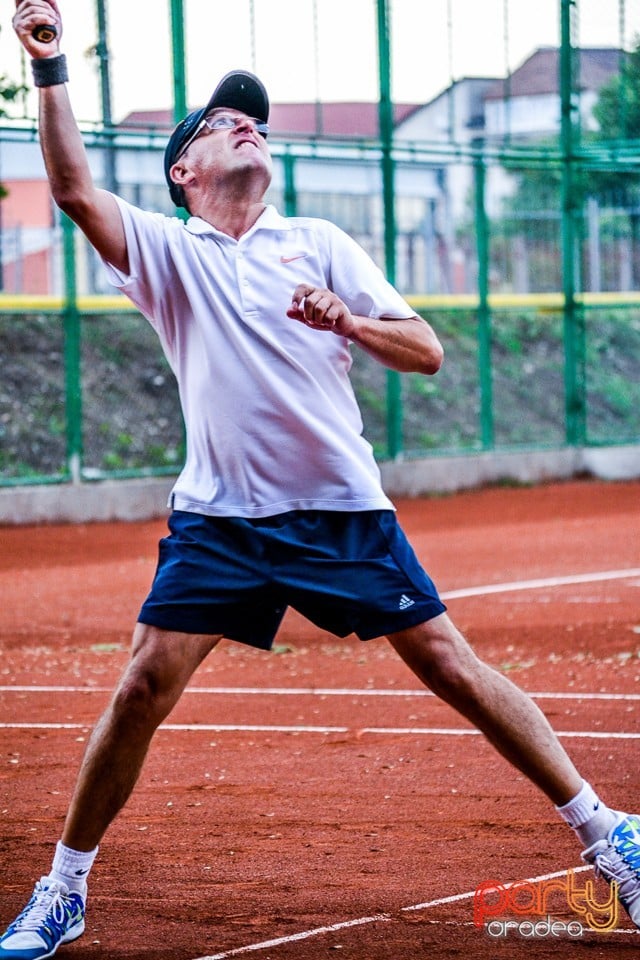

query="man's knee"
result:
[110,657,172,730]
[388,614,483,696]
[112,624,220,727]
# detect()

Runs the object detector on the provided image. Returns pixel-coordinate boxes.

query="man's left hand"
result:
[287,284,357,338]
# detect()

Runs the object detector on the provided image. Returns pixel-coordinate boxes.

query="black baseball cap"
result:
[164,69,270,208]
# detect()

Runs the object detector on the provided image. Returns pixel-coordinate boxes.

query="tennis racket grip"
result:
[32,23,58,43]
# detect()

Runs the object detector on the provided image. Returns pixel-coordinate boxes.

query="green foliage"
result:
[500,40,640,225]
[0,25,28,198]
[502,147,563,214]
[0,23,28,118]
[1,304,638,480]
[593,40,640,140]
[491,42,640,293]
[0,75,26,119]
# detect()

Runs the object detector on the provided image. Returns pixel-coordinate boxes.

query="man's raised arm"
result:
[13,0,128,274]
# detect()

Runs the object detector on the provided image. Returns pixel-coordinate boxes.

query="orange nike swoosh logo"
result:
[280,254,308,264]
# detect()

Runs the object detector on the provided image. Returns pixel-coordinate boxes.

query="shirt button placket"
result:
[236,246,252,310]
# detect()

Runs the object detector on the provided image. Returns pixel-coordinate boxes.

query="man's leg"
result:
[387,612,582,805]
[63,623,221,850]
[387,612,640,927]
[0,623,221,960]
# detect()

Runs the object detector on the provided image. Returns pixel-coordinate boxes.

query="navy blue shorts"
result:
[138,509,446,649]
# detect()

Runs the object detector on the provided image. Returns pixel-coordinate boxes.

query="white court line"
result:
[0,722,347,734]
[192,914,393,960]
[1,721,639,739]
[439,566,640,600]
[1,685,640,702]
[360,728,640,740]
[401,864,591,913]
[192,864,639,960]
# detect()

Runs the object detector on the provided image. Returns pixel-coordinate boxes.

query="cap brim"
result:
[204,70,269,124]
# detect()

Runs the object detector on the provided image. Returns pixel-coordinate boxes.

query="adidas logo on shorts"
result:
[398,594,415,610]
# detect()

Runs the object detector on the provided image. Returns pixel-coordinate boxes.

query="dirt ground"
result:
[1,479,639,959]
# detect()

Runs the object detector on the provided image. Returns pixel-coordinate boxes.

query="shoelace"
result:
[596,841,640,907]
[13,882,69,931]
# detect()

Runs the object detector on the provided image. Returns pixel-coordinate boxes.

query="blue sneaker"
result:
[582,813,640,927]
[0,878,85,959]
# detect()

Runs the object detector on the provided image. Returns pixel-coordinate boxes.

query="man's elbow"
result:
[418,339,444,375]
[408,318,444,375]
[54,188,103,238]
[54,190,88,219]
[51,175,96,221]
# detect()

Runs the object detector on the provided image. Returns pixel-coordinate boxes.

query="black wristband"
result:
[31,54,68,88]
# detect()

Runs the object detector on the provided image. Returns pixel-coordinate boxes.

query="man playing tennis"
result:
[4,1,640,957]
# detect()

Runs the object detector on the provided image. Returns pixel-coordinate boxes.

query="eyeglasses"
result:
[206,114,269,135]
[175,113,269,162]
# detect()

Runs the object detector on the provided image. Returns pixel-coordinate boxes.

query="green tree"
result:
[592,40,640,141]
[589,40,640,286]
[0,25,28,199]
[493,43,640,290]
[0,75,25,120]
[499,42,640,221]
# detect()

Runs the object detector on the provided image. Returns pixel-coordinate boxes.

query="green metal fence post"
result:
[169,0,187,125]
[282,149,297,217]
[168,0,189,459]
[376,0,402,460]
[61,213,82,482]
[96,0,117,194]
[560,0,586,446]
[474,152,494,449]
[169,0,188,225]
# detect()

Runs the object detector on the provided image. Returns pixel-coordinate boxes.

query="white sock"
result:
[556,780,617,848]
[48,841,98,896]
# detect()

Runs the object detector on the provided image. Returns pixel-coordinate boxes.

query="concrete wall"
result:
[0,444,638,526]
[380,444,640,499]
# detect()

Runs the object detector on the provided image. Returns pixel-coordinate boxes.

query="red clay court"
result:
[1,478,639,959]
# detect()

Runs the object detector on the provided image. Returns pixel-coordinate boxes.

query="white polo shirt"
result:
[104,200,415,518]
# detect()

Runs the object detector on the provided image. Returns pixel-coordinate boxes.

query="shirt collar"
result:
[184,204,289,238]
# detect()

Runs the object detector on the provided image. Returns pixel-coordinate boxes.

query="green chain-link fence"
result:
[1,0,639,485]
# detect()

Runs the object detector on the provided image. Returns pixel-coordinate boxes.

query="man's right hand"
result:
[13,0,62,58]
